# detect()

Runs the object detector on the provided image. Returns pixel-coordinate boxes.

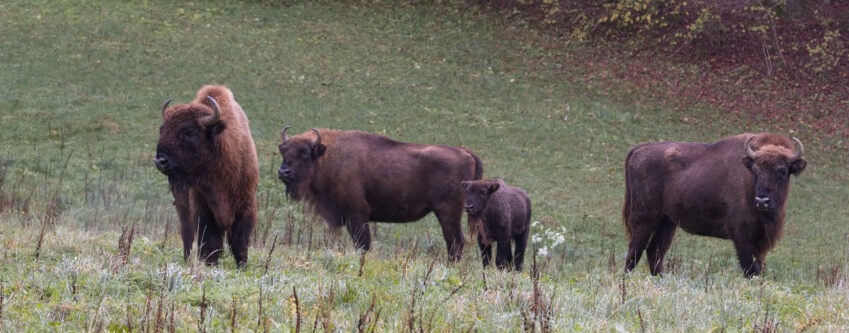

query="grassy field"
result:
[1,0,848,331]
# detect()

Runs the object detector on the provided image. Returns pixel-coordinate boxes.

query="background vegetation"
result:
[480,0,849,141]
[0,0,847,331]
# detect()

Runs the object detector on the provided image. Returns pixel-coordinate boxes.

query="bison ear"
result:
[790,158,807,176]
[488,183,500,194]
[311,143,326,159]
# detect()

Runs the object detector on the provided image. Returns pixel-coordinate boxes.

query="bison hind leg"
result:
[512,228,530,272]
[494,239,513,270]
[646,217,677,275]
[433,207,465,262]
[623,216,659,273]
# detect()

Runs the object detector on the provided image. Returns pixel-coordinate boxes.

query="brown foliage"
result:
[478,0,849,144]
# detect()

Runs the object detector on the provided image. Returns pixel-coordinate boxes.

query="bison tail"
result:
[622,148,635,237]
[467,148,484,180]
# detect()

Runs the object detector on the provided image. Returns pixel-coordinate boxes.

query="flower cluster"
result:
[530,221,567,257]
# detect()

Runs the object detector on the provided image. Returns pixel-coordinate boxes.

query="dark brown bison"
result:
[277,127,483,261]
[623,133,806,277]
[461,178,531,271]
[154,85,259,268]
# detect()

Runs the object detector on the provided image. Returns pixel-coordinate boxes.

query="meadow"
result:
[1,0,848,331]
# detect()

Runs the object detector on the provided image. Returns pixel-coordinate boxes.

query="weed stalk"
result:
[263,233,278,276]
[358,250,366,277]
[292,287,301,333]
[199,284,208,333]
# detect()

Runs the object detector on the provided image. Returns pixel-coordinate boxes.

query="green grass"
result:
[1,0,848,331]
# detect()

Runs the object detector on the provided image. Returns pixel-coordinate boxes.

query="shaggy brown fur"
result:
[277,128,483,261]
[155,85,259,268]
[622,133,806,277]
[461,178,531,271]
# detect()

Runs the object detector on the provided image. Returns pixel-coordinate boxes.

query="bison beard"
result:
[622,133,806,278]
[155,85,259,268]
[277,127,483,262]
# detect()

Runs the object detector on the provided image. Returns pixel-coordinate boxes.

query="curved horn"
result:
[161,99,172,119]
[789,137,804,162]
[311,128,321,146]
[201,96,221,127]
[281,126,291,143]
[744,136,757,159]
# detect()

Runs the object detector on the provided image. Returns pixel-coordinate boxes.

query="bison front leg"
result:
[197,208,224,266]
[733,238,763,278]
[478,238,493,268]
[171,185,195,262]
[345,216,372,252]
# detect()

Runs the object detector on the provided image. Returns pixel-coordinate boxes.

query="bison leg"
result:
[171,185,195,261]
[197,208,224,266]
[345,216,372,252]
[512,228,530,272]
[433,208,465,262]
[624,224,654,273]
[733,238,762,278]
[646,217,677,275]
[228,211,256,268]
[478,238,493,268]
[494,236,513,270]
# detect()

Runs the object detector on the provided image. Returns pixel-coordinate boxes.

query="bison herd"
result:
[155,85,806,277]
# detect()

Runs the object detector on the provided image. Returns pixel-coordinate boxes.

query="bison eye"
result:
[179,127,199,145]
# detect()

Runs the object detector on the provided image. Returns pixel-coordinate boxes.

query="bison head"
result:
[743,136,806,212]
[277,127,326,199]
[154,96,223,182]
[461,179,501,216]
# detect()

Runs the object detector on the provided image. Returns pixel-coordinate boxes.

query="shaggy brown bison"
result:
[154,85,259,268]
[277,127,483,261]
[622,133,806,277]
[461,178,531,271]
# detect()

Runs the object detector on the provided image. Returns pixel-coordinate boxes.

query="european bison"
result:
[277,127,483,261]
[461,178,531,271]
[154,85,259,268]
[623,133,806,277]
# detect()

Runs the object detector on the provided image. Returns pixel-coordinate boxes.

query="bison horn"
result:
[744,136,757,159]
[201,96,221,127]
[789,137,804,162]
[281,126,291,143]
[161,99,172,118]
[311,128,321,146]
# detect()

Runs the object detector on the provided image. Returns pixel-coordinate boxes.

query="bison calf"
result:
[461,178,531,271]
[154,85,259,268]
[623,133,806,277]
